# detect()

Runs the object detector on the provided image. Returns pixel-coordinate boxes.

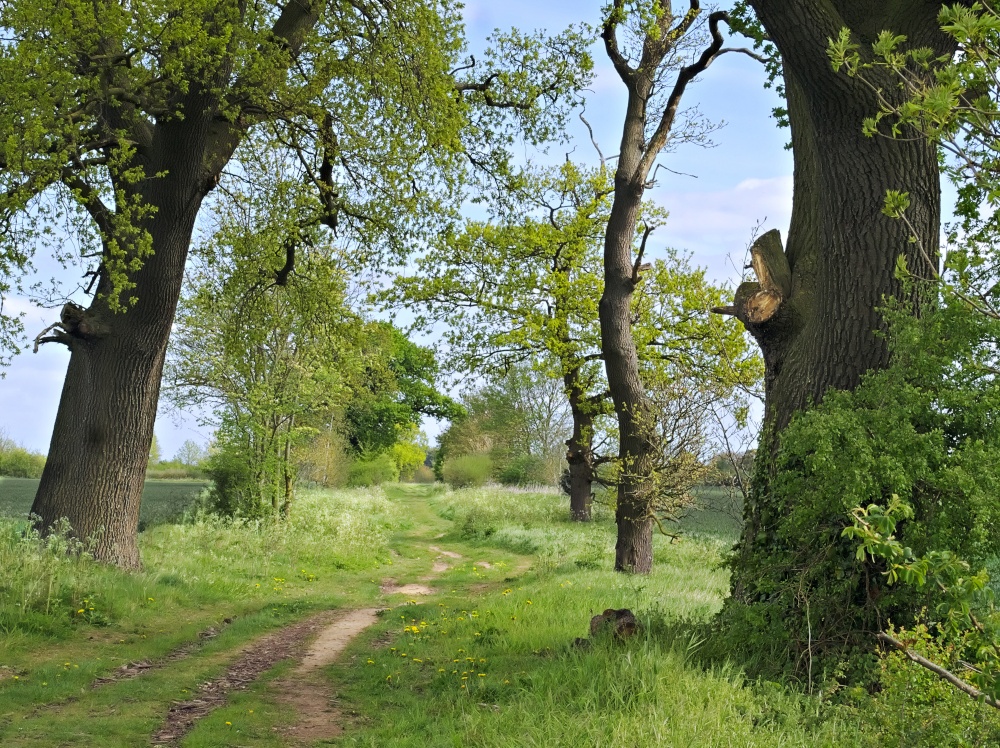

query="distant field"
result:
[0,478,208,527]
[681,485,743,538]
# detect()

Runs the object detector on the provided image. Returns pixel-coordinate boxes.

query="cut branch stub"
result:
[712,229,790,326]
[750,229,791,297]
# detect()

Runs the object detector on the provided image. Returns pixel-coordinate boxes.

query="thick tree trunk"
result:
[31,167,205,569]
[724,0,952,607]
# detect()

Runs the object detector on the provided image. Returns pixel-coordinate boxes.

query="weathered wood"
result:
[711,249,785,326]
[746,289,783,324]
[750,229,791,297]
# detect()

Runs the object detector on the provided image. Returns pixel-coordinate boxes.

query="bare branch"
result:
[636,11,730,182]
[579,111,606,168]
[631,224,655,283]
[33,322,72,353]
[719,46,771,64]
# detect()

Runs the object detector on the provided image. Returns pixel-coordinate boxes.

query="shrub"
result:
[203,448,262,518]
[442,453,492,488]
[497,454,546,486]
[722,292,1000,679]
[296,430,352,488]
[0,446,46,478]
[346,453,399,487]
[146,459,205,480]
[410,464,436,483]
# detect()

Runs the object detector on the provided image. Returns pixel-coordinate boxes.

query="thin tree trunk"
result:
[564,368,595,522]
[282,415,294,519]
[599,4,729,573]
[601,190,656,573]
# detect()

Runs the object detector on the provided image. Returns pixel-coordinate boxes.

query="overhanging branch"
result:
[878,632,1000,710]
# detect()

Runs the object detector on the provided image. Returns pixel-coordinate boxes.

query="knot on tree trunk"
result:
[60,303,108,339]
[33,303,109,352]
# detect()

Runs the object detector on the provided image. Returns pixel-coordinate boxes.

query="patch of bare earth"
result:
[429,545,461,559]
[419,545,463,581]
[151,547,467,743]
[152,611,339,746]
[274,608,381,743]
[379,580,435,595]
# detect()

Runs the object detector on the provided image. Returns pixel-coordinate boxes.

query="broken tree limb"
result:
[877,632,1000,709]
[33,322,72,353]
[750,228,791,297]
[711,230,790,326]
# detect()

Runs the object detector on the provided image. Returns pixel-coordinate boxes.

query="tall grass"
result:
[0,487,404,643]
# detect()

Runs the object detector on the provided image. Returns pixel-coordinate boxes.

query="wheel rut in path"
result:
[152,611,341,745]
[273,608,381,743]
[152,544,465,744]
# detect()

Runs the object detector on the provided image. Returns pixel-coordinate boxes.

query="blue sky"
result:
[0,1,791,457]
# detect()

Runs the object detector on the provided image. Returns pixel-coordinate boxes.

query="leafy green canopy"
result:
[166,157,457,512]
[0,0,592,355]
[343,322,462,455]
[391,161,761,456]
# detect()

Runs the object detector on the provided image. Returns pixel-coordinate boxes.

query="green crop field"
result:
[0,477,208,527]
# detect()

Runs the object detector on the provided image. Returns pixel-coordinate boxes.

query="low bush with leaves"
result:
[0,432,45,478]
[347,453,400,487]
[497,454,548,486]
[442,453,493,488]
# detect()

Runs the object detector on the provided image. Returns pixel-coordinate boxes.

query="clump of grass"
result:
[0,517,105,636]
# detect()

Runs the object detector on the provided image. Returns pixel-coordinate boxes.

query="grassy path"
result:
[1,484,873,746]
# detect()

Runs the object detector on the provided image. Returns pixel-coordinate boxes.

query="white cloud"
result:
[648,175,793,284]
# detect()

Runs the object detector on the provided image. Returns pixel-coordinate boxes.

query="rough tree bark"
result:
[600,1,730,573]
[30,5,321,569]
[564,367,597,521]
[715,1,954,600]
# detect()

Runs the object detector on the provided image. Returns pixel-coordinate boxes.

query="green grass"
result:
[0,482,988,746]
[0,486,415,745]
[321,485,863,746]
[0,477,209,527]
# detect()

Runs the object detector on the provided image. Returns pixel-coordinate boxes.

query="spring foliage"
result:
[721,290,1000,678]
